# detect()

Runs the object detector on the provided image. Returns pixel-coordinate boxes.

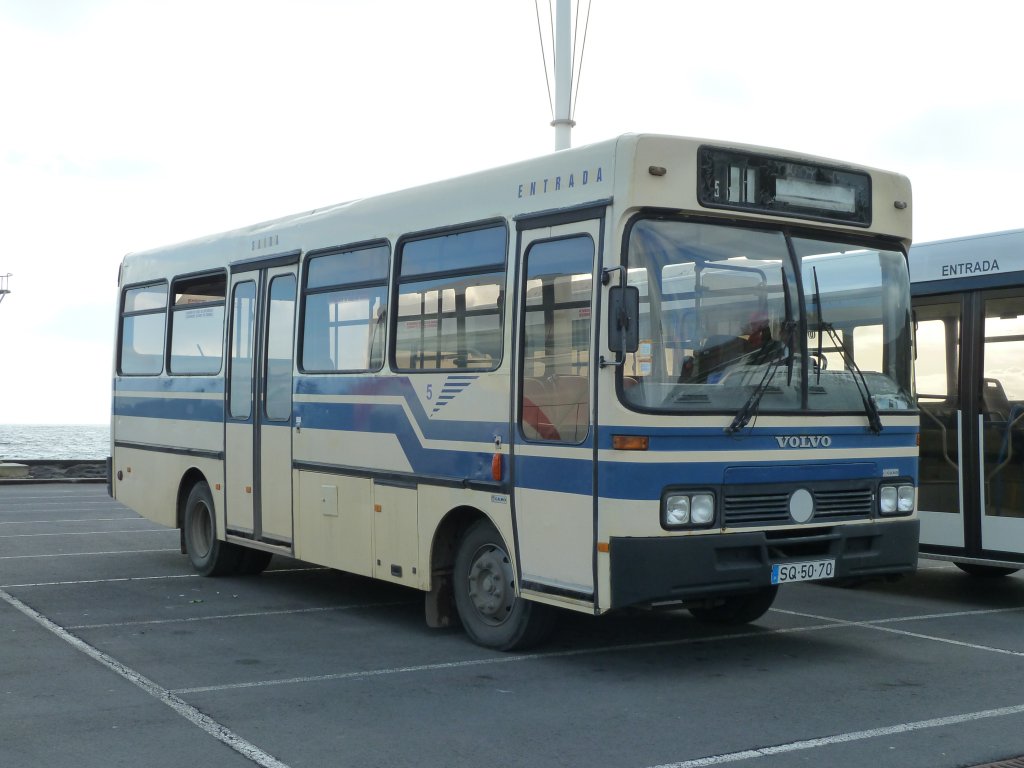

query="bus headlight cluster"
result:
[663,492,716,529]
[879,484,915,516]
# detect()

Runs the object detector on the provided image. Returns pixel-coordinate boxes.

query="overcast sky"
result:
[1,0,1021,425]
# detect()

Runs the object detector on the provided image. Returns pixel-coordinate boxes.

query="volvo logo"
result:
[776,435,833,448]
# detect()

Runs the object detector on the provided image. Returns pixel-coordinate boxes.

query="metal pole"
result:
[552,0,574,150]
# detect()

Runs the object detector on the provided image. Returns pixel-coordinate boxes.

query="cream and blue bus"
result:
[111,134,919,649]
[912,229,1024,576]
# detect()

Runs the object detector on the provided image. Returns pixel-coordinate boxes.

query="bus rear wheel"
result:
[453,519,556,650]
[688,586,778,625]
[955,563,1020,578]
[183,481,242,576]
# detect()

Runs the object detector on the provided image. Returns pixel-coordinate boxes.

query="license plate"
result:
[771,559,836,585]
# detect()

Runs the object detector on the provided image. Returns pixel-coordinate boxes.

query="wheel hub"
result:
[467,544,515,625]
[190,501,213,558]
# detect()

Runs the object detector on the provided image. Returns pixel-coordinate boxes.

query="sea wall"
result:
[0,459,106,483]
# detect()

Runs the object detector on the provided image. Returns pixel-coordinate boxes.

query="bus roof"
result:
[120,133,912,287]
[910,228,1024,295]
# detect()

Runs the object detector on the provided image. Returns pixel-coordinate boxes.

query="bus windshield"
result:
[621,219,914,418]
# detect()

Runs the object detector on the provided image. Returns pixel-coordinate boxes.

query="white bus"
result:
[912,229,1024,576]
[111,134,919,649]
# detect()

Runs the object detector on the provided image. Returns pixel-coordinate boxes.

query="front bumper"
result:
[609,519,920,608]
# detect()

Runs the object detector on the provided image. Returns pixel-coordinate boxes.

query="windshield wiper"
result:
[725,354,784,434]
[811,267,883,434]
[727,270,796,434]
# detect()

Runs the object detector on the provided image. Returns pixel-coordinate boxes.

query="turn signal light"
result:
[612,435,649,451]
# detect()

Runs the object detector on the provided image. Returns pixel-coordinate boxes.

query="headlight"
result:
[879,486,897,514]
[879,483,915,516]
[663,491,716,529]
[898,485,916,513]
[665,495,691,526]
[691,494,716,525]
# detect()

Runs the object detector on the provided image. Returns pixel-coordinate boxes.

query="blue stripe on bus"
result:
[295,375,511,443]
[297,374,507,483]
[111,373,916,496]
[293,400,500,480]
[596,425,918,452]
[512,456,919,499]
[515,454,594,495]
[113,377,225,394]
[608,456,916,487]
[113,395,224,422]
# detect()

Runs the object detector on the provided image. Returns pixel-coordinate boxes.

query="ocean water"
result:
[0,424,110,460]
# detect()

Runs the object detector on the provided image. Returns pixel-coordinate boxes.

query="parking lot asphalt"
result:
[2,482,1024,768]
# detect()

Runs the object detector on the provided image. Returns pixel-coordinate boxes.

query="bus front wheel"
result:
[688,586,778,625]
[237,549,273,575]
[183,482,242,577]
[453,519,556,650]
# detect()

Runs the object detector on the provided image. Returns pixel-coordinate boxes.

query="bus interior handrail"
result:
[919,400,959,472]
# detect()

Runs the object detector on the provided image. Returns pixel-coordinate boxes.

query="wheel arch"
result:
[176,467,213,551]
[423,505,495,630]
[429,505,489,578]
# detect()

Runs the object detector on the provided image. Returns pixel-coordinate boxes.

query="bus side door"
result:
[512,218,601,604]
[225,260,297,548]
[917,288,1024,560]
[915,296,967,549]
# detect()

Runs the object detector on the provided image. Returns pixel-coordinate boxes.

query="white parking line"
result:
[0,529,173,538]
[645,703,1024,767]
[0,502,125,509]
[872,623,1024,656]
[2,574,199,588]
[171,601,1024,695]
[0,588,292,768]
[0,548,179,560]
[857,606,1024,624]
[775,605,1024,625]
[0,516,144,525]
[1,565,328,589]
[776,607,1024,657]
[69,601,412,629]
[0,496,113,502]
[172,621,853,694]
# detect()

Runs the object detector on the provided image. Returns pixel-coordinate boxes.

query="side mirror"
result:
[608,285,640,354]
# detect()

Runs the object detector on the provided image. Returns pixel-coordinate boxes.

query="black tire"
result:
[453,519,556,650]
[183,482,242,576]
[237,548,273,575]
[955,562,1020,578]
[689,586,778,625]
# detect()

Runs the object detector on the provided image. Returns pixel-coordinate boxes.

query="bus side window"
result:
[265,274,296,421]
[301,244,390,373]
[119,283,168,375]
[394,225,506,372]
[169,273,226,375]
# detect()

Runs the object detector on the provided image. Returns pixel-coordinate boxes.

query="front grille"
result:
[723,483,874,527]
[723,492,789,525]
[815,488,874,518]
